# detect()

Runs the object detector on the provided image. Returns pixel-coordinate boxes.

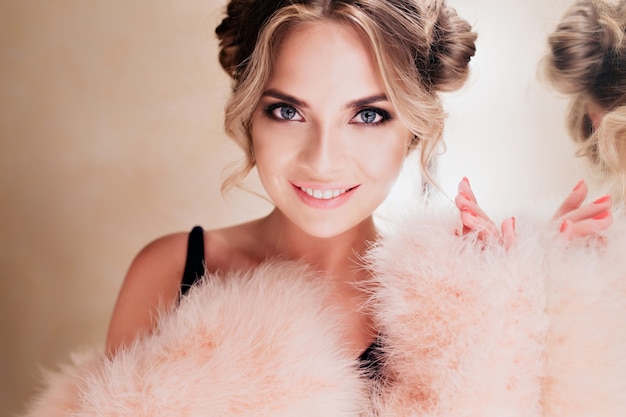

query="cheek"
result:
[250,112,267,154]
[250,116,279,165]
[251,118,300,175]
[358,131,410,178]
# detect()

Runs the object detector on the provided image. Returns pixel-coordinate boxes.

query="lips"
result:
[291,183,359,208]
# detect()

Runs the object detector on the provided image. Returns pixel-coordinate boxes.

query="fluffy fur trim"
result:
[541,211,626,417]
[22,261,367,417]
[21,204,626,416]
[22,350,102,417]
[366,205,547,417]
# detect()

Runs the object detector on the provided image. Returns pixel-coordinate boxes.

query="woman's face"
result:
[251,21,411,238]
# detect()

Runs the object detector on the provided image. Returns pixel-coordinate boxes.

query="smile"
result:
[299,187,348,200]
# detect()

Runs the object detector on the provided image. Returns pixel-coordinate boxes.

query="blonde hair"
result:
[543,0,626,196]
[215,0,477,193]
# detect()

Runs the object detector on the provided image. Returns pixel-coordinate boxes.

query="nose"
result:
[298,124,347,175]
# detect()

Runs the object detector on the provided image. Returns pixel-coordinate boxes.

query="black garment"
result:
[181,225,205,296]
[358,337,382,375]
[180,225,380,373]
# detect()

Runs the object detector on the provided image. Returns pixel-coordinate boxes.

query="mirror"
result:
[439,0,590,208]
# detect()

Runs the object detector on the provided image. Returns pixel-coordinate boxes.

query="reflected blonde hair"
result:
[215,0,477,193]
[543,0,626,195]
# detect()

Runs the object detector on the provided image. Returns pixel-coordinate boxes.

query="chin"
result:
[294,216,369,240]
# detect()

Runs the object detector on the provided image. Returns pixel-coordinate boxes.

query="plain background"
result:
[1,0,590,415]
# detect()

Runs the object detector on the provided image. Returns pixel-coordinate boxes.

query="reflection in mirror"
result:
[543,0,626,202]
[432,0,589,210]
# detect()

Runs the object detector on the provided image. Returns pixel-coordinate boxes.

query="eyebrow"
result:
[261,89,308,108]
[261,89,388,110]
[348,94,388,109]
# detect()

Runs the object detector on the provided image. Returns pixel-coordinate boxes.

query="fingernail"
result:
[593,211,610,220]
[560,219,569,233]
[573,179,585,192]
[593,195,611,204]
[462,177,470,186]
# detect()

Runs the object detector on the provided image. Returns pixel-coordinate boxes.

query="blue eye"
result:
[264,103,303,122]
[279,106,297,120]
[352,108,390,125]
[359,110,380,124]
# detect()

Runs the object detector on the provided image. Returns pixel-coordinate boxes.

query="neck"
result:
[258,209,378,276]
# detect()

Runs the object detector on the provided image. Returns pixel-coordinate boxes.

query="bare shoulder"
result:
[105,232,189,354]
[106,219,268,355]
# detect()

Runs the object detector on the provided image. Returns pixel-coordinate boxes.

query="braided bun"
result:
[215,0,289,80]
[543,0,626,199]
[545,0,625,100]
[425,3,477,92]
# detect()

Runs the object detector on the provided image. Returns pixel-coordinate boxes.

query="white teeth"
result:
[301,187,348,200]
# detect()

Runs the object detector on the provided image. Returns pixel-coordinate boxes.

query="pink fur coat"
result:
[21,206,626,417]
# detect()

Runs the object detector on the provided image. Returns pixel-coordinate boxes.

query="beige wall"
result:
[0,1,272,414]
[1,0,588,416]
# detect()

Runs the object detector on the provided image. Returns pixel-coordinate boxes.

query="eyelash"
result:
[262,103,392,126]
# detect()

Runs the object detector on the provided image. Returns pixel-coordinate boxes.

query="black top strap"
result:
[181,225,205,296]
[359,337,382,376]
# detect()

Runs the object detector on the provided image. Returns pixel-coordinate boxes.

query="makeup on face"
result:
[250,21,410,238]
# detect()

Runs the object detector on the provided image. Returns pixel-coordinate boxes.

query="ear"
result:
[407,135,419,152]
[587,101,606,131]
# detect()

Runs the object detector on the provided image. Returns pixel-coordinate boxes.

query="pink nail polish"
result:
[593,211,610,220]
[573,179,585,192]
[593,195,611,204]
[462,177,470,186]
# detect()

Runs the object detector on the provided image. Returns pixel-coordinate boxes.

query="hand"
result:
[454,177,516,249]
[552,179,612,239]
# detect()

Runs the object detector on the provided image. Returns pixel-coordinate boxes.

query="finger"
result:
[560,211,613,239]
[456,192,494,223]
[501,217,517,250]
[552,179,587,220]
[562,195,612,223]
[457,178,497,222]
[559,218,574,240]
[454,192,467,210]
[460,208,500,240]
[458,177,478,203]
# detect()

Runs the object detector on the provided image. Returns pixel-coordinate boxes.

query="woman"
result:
[107,0,613,356]
[22,1,620,416]
[544,0,626,201]
[105,0,483,358]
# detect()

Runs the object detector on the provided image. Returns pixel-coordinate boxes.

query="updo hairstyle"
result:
[544,0,626,194]
[215,0,477,191]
